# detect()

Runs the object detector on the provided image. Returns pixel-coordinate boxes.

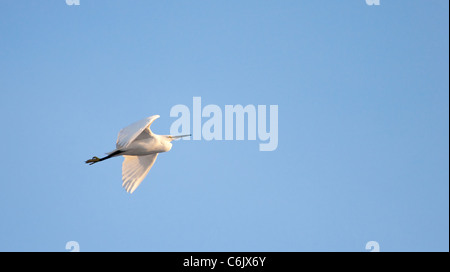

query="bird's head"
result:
[167,134,191,142]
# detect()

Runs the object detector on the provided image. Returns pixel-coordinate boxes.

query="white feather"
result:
[116,115,160,149]
[122,154,158,194]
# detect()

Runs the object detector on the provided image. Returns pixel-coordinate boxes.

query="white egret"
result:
[86,115,190,193]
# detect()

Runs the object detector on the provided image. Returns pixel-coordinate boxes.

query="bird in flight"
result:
[85,115,190,193]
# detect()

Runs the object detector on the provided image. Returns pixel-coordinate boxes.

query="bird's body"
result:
[85,115,189,193]
[119,134,172,156]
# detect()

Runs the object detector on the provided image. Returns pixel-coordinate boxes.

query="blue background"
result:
[0,0,448,251]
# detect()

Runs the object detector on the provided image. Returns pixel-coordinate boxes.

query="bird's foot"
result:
[85,156,100,165]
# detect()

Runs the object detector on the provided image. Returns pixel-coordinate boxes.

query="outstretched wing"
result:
[116,115,160,149]
[122,154,158,193]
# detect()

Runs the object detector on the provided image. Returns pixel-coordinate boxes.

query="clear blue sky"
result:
[0,1,448,252]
